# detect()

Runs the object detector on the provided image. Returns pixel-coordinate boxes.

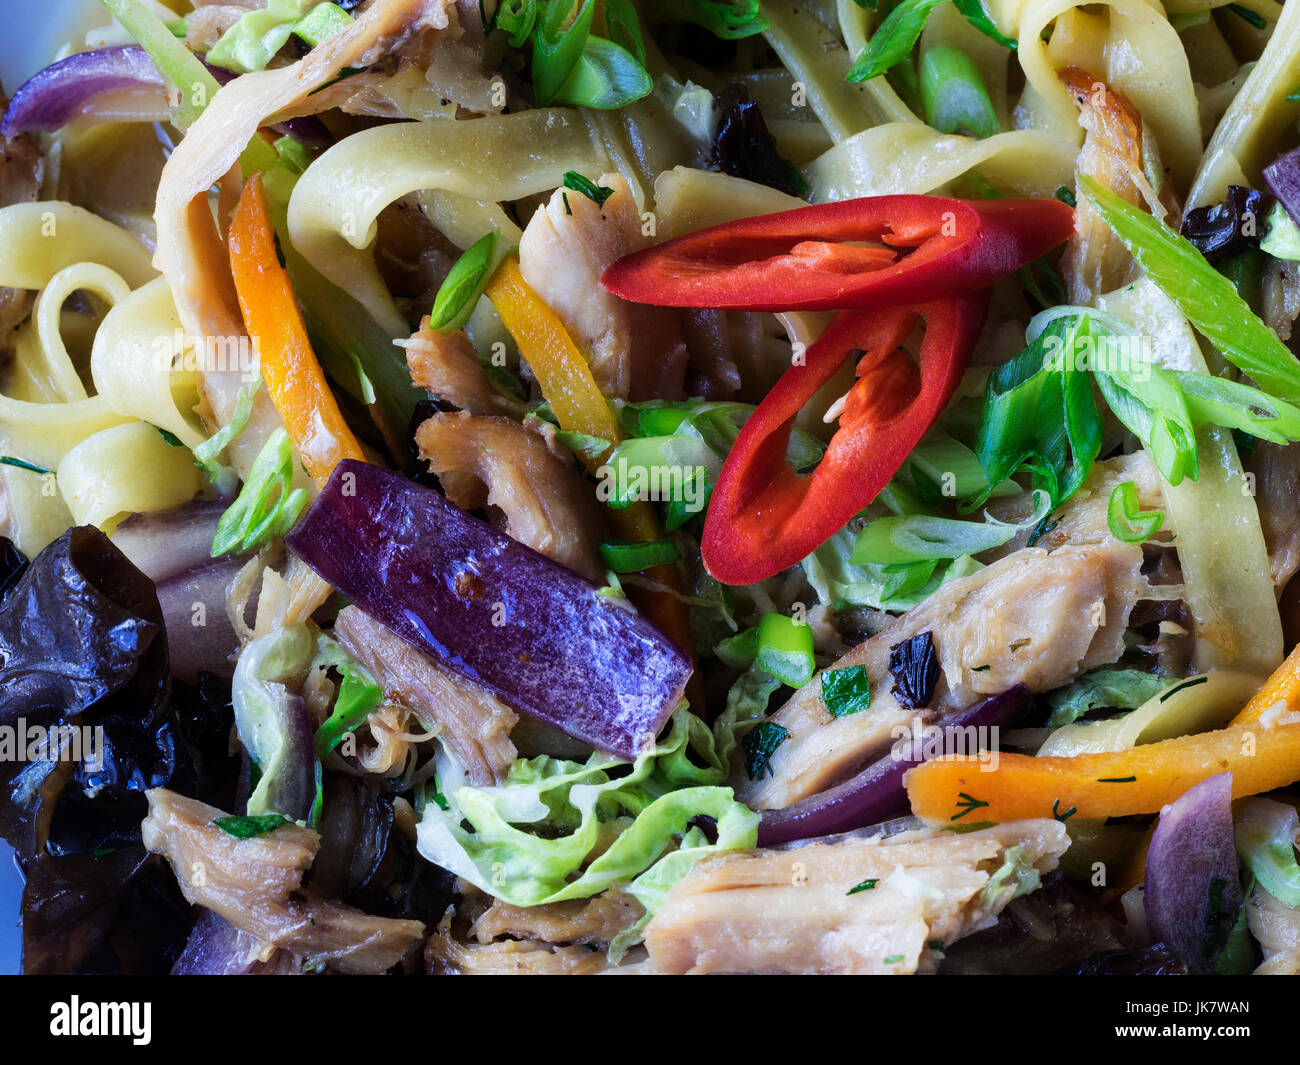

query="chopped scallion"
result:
[598,538,682,572]
[429,231,499,333]
[755,612,815,688]
[1106,481,1165,543]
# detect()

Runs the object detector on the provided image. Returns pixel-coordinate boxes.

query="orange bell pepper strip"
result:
[228,173,365,487]
[1231,643,1300,725]
[904,719,1300,823]
[484,255,696,660]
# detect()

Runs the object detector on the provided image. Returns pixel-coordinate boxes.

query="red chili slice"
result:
[700,294,990,585]
[601,195,1076,312]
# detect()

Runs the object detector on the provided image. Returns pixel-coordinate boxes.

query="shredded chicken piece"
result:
[352,702,420,777]
[643,821,1069,974]
[425,913,618,974]
[185,5,250,51]
[471,892,643,948]
[1059,68,1179,305]
[983,452,1164,555]
[400,318,526,416]
[142,789,425,974]
[1247,441,1300,588]
[739,541,1146,811]
[519,172,688,400]
[333,605,518,784]
[1248,883,1300,975]
[415,410,606,581]
[1262,259,1300,343]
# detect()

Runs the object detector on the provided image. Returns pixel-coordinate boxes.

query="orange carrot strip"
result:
[228,173,364,486]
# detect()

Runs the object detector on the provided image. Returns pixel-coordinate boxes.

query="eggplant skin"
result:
[287,460,693,760]
[0,526,215,973]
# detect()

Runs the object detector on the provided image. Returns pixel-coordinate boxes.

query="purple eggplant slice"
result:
[285,460,692,760]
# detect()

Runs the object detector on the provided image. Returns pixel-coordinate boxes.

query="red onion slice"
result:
[1265,147,1300,227]
[2,46,167,138]
[112,498,233,584]
[2,46,332,148]
[155,556,245,681]
[1143,771,1241,974]
[756,685,1031,847]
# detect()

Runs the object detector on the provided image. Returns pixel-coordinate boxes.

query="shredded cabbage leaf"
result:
[1042,668,1173,729]
[208,0,354,74]
[232,623,315,820]
[415,708,759,960]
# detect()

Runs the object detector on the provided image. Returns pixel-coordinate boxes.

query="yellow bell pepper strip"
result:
[228,173,365,487]
[484,256,622,445]
[904,720,1300,823]
[484,255,697,662]
[1231,642,1300,725]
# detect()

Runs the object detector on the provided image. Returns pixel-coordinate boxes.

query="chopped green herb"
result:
[822,666,872,719]
[212,813,290,839]
[926,939,946,952]
[974,315,1102,513]
[1055,185,1076,208]
[1160,675,1210,701]
[154,426,184,447]
[1226,3,1266,29]
[1097,776,1138,783]
[0,456,52,475]
[1052,798,1077,822]
[919,46,1000,139]
[846,0,1013,83]
[742,720,789,780]
[847,878,879,895]
[293,1,355,47]
[952,792,990,820]
[563,171,615,207]
[883,954,906,964]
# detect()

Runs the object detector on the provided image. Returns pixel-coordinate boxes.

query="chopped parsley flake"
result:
[742,721,789,780]
[822,665,872,718]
